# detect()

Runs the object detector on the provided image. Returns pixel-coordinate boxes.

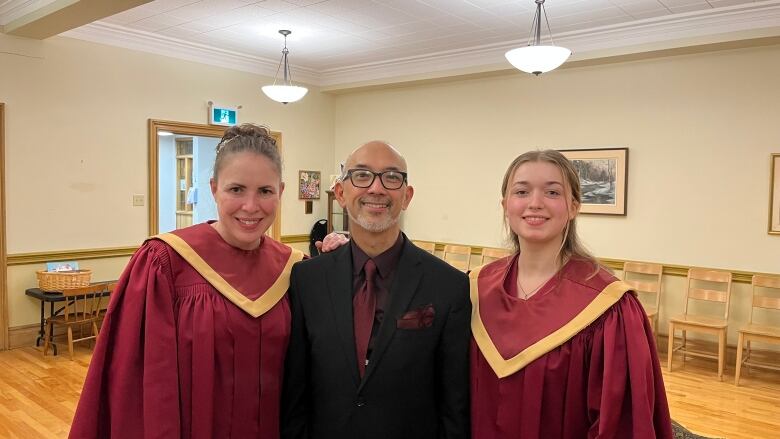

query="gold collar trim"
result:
[469,265,631,378]
[156,233,304,318]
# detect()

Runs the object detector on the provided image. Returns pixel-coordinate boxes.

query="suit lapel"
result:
[325,244,361,387]
[359,237,423,389]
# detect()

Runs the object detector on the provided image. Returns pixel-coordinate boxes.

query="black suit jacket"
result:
[282,235,470,439]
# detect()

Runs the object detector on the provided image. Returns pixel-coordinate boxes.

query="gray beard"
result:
[348,209,399,233]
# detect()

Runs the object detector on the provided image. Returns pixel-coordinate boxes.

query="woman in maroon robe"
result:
[70,124,303,439]
[470,150,673,438]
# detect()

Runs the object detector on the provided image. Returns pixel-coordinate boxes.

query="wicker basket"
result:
[36,269,92,292]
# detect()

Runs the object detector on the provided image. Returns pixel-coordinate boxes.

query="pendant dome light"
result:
[505,0,571,75]
[262,30,308,104]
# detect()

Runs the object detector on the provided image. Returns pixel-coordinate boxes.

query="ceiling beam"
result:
[4,0,152,40]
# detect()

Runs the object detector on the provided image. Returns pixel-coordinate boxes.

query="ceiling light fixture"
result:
[505,0,571,75]
[262,30,308,104]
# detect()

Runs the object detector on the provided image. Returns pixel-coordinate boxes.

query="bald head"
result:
[343,141,408,175]
[335,139,414,245]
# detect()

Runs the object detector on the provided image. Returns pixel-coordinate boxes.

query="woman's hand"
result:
[315,232,350,253]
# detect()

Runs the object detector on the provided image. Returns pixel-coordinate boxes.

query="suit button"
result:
[356,399,366,407]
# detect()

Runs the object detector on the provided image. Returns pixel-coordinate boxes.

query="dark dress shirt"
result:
[350,233,404,361]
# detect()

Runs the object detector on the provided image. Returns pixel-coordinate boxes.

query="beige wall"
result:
[1,33,335,328]
[0,33,335,253]
[332,44,780,341]
[3,34,779,342]
[333,44,780,274]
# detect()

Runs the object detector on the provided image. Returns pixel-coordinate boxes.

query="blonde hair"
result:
[500,149,597,271]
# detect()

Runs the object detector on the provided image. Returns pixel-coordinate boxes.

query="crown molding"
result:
[60,21,321,85]
[0,0,59,26]
[318,0,780,87]
[60,1,780,88]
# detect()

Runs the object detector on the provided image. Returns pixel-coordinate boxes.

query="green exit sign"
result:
[208,103,237,126]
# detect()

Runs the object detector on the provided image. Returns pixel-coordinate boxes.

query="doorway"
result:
[148,119,283,240]
[1,103,8,350]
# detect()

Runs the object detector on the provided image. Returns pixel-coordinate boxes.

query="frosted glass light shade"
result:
[261,85,308,104]
[505,45,571,75]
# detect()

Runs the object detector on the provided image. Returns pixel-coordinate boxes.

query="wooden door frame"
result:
[148,119,283,240]
[1,103,8,350]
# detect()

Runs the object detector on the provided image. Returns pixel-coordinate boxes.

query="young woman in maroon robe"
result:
[70,124,304,439]
[469,150,673,438]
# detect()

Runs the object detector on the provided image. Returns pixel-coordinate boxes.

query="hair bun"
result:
[234,123,271,139]
[213,122,282,179]
[216,123,275,153]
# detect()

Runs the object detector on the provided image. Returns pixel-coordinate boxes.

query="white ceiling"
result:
[3,0,780,86]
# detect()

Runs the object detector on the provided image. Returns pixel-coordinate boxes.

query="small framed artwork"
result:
[770,153,780,235]
[559,148,628,215]
[299,170,321,200]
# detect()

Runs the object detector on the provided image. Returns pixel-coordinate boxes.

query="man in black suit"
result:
[282,141,470,439]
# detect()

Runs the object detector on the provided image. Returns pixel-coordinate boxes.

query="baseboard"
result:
[8,324,41,349]
[8,322,73,350]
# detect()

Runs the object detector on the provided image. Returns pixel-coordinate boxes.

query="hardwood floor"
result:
[0,346,92,439]
[0,346,779,438]
[665,354,780,439]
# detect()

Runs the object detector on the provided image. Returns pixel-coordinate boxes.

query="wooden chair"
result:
[43,283,110,360]
[667,268,732,380]
[412,240,436,255]
[621,261,663,334]
[95,281,118,328]
[443,244,472,272]
[479,247,512,265]
[735,274,780,385]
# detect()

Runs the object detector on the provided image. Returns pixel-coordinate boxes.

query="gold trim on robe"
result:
[156,233,304,318]
[470,264,632,378]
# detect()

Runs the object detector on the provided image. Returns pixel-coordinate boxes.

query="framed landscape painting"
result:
[559,148,628,215]
[770,154,780,235]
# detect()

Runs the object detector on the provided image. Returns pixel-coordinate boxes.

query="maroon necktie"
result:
[353,259,377,378]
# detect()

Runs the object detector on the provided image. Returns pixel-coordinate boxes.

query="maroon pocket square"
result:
[396,304,435,329]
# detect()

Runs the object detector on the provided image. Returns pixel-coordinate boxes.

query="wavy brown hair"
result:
[500,149,597,271]
[213,123,281,181]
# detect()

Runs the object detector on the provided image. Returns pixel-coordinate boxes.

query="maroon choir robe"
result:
[469,256,673,439]
[69,223,304,439]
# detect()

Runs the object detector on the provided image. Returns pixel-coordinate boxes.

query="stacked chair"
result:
[442,244,472,272]
[479,247,512,265]
[412,240,511,272]
[667,268,733,380]
[621,262,664,334]
[411,240,436,255]
[734,274,780,385]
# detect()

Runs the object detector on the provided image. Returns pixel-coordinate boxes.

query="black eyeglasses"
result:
[344,169,408,190]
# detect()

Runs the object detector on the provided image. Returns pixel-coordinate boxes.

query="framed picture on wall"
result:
[770,153,780,235]
[559,148,628,215]
[299,170,321,200]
